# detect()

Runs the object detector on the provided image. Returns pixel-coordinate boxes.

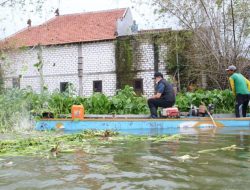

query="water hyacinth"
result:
[0,130,183,157]
[175,89,235,113]
[0,85,236,132]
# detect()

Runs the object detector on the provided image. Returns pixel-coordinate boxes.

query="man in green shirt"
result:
[226,65,250,117]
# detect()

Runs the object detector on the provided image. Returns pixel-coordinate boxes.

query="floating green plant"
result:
[0,130,184,157]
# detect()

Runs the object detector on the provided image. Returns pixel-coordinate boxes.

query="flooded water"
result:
[0,133,250,190]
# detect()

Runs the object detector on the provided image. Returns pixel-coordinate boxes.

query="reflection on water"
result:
[0,133,250,190]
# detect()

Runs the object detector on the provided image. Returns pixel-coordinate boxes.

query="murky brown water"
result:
[0,133,250,190]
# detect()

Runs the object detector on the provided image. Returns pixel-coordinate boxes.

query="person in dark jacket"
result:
[148,72,176,118]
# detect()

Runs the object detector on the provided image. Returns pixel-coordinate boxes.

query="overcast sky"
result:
[0,0,177,39]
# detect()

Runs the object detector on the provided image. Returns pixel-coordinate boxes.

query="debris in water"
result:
[50,143,60,157]
[177,154,199,162]
[3,161,14,167]
[198,145,244,154]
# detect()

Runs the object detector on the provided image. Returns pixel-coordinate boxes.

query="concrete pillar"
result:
[78,43,83,96]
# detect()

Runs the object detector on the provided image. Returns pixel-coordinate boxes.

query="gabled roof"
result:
[1,8,127,48]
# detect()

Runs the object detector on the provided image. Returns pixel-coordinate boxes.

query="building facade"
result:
[0,8,168,97]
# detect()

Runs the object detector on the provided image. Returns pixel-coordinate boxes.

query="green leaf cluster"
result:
[176,89,235,113]
[83,86,148,114]
[110,86,148,114]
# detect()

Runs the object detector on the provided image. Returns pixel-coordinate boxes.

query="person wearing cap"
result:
[148,72,176,118]
[226,65,250,117]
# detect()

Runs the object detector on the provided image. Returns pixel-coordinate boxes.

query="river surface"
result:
[0,132,250,190]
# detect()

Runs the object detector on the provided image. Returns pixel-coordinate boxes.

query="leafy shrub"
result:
[84,93,111,114]
[176,89,234,113]
[110,86,148,114]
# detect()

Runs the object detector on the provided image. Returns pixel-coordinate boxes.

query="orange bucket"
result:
[71,105,84,120]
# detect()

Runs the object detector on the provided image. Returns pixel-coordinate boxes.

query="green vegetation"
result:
[0,130,182,157]
[154,30,194,89]
[115,37,136,89]
[176,89,234,113]
[0,88,32,132]
[0,130,118,157]
[0,85,235,132]
[0,86,149,132]
[0,84,237,157]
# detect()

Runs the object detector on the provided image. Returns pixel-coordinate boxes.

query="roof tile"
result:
[1,8,126,48]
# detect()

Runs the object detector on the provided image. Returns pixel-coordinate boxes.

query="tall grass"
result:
[0,89,32,132]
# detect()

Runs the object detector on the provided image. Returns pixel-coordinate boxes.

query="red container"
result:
[162,107,179,117]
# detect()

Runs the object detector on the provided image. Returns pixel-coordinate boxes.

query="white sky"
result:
[0,0,177,39]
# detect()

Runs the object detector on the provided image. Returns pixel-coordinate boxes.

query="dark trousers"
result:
[148,98,174,117]
[235,94,249,117]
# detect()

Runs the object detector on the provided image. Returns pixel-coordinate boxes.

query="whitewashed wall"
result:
[2,41,117,97]
[81,41,116,97]
[133,42,167,97]
[1,38,167,98]
[2,44,79,93]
